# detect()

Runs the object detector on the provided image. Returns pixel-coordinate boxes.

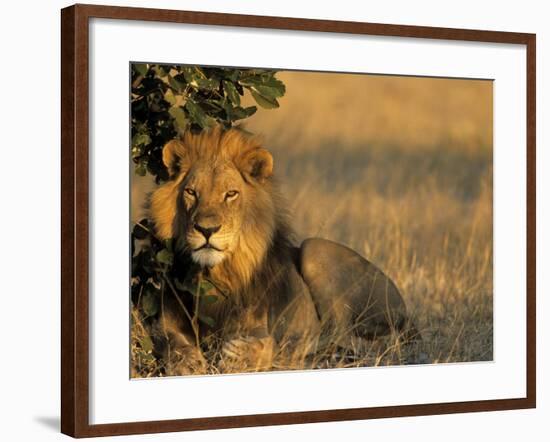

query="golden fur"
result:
[150,126,289,297]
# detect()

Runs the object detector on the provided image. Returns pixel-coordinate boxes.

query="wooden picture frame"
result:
[61,3,536,437]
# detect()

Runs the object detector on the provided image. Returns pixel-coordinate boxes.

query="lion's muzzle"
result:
[193,222,221,240]
[189,218,230,268]
[191,247,226,267]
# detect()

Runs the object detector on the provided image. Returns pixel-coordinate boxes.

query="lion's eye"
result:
[225,190,239,201]
[184,188,196,197]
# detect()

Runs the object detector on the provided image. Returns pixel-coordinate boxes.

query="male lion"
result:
[147,126,416,375]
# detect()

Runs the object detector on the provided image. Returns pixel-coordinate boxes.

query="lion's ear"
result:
[162,139,188,178]
[238,148,273,183]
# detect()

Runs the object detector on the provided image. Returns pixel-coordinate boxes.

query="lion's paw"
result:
[220,336,276,373]
[165,345,207,376]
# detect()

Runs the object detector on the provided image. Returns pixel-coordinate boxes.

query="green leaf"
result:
[134,63,148,76]
[198,280,215,296]
[250,90,279,109]
[168,106,187,132]
[164,89,177,105]
[202,294,219,305]
[156,249,173,266]
[243,106,258,117]
[135,162,147,176]
[181,67,219,90]
[182,67,197,85]
[252,84,285,99]
[132,132,151,147]
[140,334,154,353]
[223,80,240,106]
[185,100,214,128]
[196,77,219,89]
[226,70,239,82]
[163,238,174,252]
[153,65,170,78]
[142,286,159,316]
[238,76,263,87]
[262,76,286,95]
[202,98,224,112]
[227,105,258,121]
[168,75,185,93]
[239,74,285,99]
[198,314,216,327]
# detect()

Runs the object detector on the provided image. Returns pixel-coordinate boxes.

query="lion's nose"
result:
[194,223,221,240]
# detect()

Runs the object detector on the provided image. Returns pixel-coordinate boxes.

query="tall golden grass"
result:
[131,71,493,376]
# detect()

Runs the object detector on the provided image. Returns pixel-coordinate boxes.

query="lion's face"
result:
[150,128,276,273]
[181,162,248,267]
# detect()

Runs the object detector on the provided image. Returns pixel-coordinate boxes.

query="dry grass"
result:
[131,71,493,377]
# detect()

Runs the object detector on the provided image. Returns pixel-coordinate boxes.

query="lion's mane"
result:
[149,127,295,304]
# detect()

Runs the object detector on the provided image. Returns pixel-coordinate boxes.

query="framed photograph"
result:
[61,3,536,437]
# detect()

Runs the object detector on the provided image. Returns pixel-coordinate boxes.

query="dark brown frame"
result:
[61,3,536,438]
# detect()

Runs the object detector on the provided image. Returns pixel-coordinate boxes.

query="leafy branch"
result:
[131,64,286,183]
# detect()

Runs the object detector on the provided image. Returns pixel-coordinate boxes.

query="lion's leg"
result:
[263,293,319,370]
[151,291,207,376]
[267,267,322,369]
[299,238,416,345]
[219,304,278,373]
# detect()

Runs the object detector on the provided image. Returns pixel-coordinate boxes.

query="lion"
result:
[147,126,417,375]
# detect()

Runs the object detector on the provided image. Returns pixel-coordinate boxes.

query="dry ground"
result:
[131,71,493,377]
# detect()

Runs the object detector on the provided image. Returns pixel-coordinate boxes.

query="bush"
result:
[131,64,286,183]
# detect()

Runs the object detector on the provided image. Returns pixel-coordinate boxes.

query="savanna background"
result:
[132,69,493,376]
